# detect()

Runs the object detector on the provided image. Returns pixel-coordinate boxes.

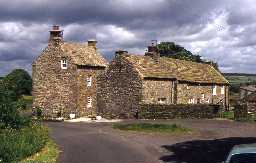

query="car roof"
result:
[230,143,256,155]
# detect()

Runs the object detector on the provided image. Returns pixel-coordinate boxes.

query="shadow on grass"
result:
[160,137,256,163]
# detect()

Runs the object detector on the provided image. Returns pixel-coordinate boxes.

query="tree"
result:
[3,69,32,99]
[0,82,29,129]
[157,42,219,70]
[157,42,203,62]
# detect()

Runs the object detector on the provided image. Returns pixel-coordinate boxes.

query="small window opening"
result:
[158,98,167,104]
[87,97,92,108]
[61,59,67,69]
[87,76,92,87]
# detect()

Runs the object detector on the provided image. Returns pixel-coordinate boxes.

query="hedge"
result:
[139,104,221,119]
[0,124,48,163]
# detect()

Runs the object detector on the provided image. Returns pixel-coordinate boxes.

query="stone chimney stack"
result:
[88,39,97,49]
[145,40,160,60]
[49,25,63,43]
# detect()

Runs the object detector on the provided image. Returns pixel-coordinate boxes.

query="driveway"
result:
[47,122,158,163]
[47,120,256,163]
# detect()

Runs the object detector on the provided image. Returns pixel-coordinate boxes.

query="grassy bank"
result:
[21,139,59,163]
[0,124,54,163]
[113,123,191,134]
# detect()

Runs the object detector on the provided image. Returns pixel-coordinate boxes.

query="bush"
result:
[0,124,48,163]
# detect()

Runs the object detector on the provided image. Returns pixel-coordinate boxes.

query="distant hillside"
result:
[224,73,256,94]
[223,73,256,77]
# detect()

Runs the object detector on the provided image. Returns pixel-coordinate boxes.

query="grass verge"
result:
[20,139,59,163]
[113,123,191,134]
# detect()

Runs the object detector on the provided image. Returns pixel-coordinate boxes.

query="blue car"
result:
[224,143,256,163]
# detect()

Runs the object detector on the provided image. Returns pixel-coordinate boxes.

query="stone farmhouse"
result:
[97,44,229,118]
[240,85,256,113]
[32,26,108,118]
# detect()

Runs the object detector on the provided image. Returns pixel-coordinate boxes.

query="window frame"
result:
[86,76,92,87]
[61,59,67,69]
[87,97,92,108]
[221,86,225,95]
[212,85,217,95]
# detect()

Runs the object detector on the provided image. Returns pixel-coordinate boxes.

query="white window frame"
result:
[87,76,92,87]
[213,85,217,95]
[188,98,195,104]
[221,86,225,95]
[87,97,92,108]
[61,59,67,69]
[201,93,205,101]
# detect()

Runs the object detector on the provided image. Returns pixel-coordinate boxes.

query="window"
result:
[87,97,92,108]
[61,59,67,69]
[188,98,195,104]
[212,85,217,95]
[158,98,167,104]
[87,76,92,87]
[221,86,225,95]
[201,93,205,101]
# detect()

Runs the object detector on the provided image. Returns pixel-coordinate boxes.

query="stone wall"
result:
[176,83,229,109]
[32,44,78,117]
[97,54,142,118]
[141,80,174,104]
[76,67,105,116]
[139,104,221,119]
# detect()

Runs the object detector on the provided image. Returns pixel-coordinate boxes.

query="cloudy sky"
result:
[0,0,255,76]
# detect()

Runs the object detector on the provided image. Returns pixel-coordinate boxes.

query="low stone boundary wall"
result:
[234,104,248,121]
[139,104,221,119]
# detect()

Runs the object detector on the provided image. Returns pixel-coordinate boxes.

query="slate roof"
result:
[61,42,108,67]
[245,93,256,102]
[240,86,256,92]
[122,54,228,84]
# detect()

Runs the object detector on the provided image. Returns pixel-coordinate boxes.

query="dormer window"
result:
[61,59,67,69]
[87,76,92,87]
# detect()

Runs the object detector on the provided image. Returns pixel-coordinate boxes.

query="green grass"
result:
[22,95,33,109]
[0,125,49,163]
[220,111,234,120]
[20,139,59,163]
[113,123,191,134]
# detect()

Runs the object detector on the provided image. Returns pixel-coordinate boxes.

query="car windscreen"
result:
[230,153,256,163]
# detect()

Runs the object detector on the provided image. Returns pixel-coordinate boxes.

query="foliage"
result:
[0,83,30,129]
[3,69,32,99]
[157,42,219,70]
[219,111,234,120]
[20,139,59,163]
[0,124,49,163]
[113,123,191,133]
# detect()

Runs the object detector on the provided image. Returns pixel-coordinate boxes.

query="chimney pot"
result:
[88,39,97,48]
[145,40,160,61]
[49,25,63,43]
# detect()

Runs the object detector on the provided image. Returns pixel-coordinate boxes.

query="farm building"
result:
[240,85,256,113]
[97,44,229,118]
[32,25,108,118]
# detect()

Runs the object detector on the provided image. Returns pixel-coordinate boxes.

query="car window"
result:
[230,153,256,163]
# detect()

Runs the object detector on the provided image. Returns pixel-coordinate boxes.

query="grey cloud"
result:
[0,0,256,76]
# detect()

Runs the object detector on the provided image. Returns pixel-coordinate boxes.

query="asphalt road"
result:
[47,122,158,163]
